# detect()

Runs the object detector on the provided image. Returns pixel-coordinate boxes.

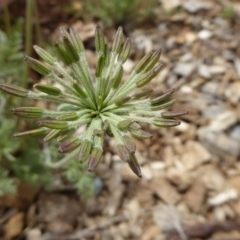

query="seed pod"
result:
[13,127,48,138]
[115,96,131,106]
[63,36,79,62]
[96,54,105,77]
[131,89,153,100]
[88,148,102,171]
[143,48,162,72]
[116,144,130,162]
[131,129,152,139]
[54,42,72,65]
[95,25,105,54]
[118,37,131,63]
[33,45,55,65]
[11,107,43,119]
[93,129,104,136]
[151,99,176,111]
[44,129,62,142]
[112,27,123,54]
[161,110,188,118]
[58,137,81,153]
[72,83,87,99]
[112,66,123,89]
[123,135,136,153]
[69,27,84,53]
[134,50,154,73]
[117,119,134,130]
[136,64,163,88]
[0,83,28,97]
[37,120,68,129]
[56,112,78,121]
[24,56,52,76]
[79,140,92,163]
[154,118,181,127]
[34,84,61,96]
[128,153,142,178]
[151,88,175,104]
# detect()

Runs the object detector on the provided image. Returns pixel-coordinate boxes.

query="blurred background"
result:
[1,0,240,239]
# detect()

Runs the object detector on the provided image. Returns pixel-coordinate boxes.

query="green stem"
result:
[23,0,34,89]
[3,0,11,37]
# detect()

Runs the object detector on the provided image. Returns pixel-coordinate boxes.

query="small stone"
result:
[184,180,206,213]
[183,0,212,13]
[208,111,238,132]
[234,58,240,76]
[150,178,181,204]
[26,228,41,240]
[198,165,226,192]
[201,81,219,95]
[181,141,211,170]
[198,29,213,40]
[225,81,240,104]
[166,168,193,191]
[230,125,240,142]
[198,64,211,78]
[207,189,238,206]
[201,104,225,118]
[208,65,226,75]
[198,128,240,157]
[160,0,181,11]
[4,212,24,239]
[173,62,196,77]
[47,221,73,234]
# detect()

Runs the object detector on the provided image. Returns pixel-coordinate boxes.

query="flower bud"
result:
[33,45,55,65]
[161,110,188,118]
[131,129,152,139]
[24,56,51,76]
[132,89,153,100]
[79,140,92,163]
[44,129,62,142]
[123,135,136,153]
[56,112,78,121]
[37,120,68,129]
[136,64,163,88]
[0,83,28,97]
[34,84,61,96]
[95,25,105,54]
[96,54,105,77]
[54,41,72,65]
[154,118,181,127]
[116,144,130,162]
[13,127,47,138]
[58,137,81,153]
[115,96,131,106]
[151,99,176,110]
[72,83,87,99]
[69,27,84,53]
[11,107,43,119]
[93,129,104,136]
[143,48,162,72]
[112,66,123,89]
[88,148,102,171]
[63,36,79,62]
[134,50,154,73]
[118,38,131,63]
[112,27,123,54]
[150,88,175,104]
[117,120,134,130]
[128,153,142,178]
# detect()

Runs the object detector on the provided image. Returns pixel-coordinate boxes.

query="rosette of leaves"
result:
[0,26,187,177]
